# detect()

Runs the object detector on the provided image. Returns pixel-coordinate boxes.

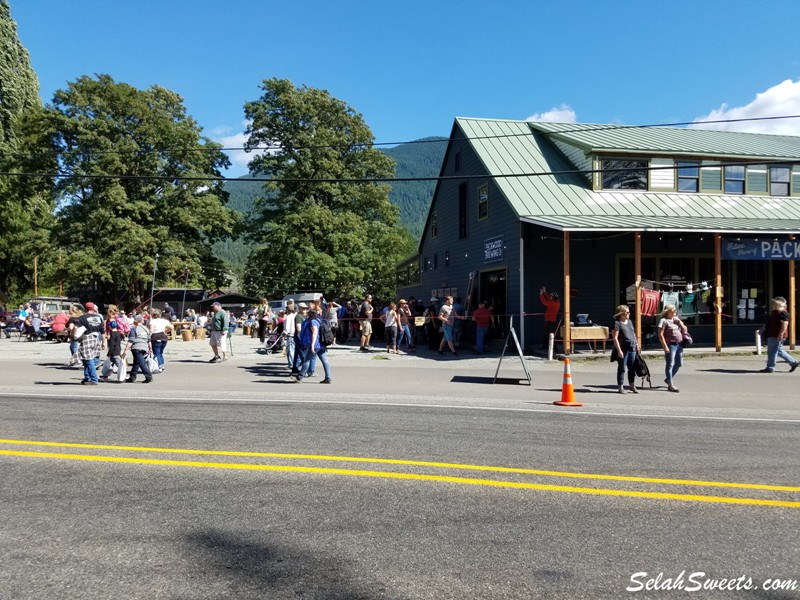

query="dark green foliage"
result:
[383,136,446,239]
[0,0,48,299]
[240,78,416,301]
[25,74,239,305]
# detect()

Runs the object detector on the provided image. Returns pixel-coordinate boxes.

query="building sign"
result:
[722,239,800,260]
[484,235,504,263]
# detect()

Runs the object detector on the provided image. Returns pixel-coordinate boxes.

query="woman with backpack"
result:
[294,309,332,384]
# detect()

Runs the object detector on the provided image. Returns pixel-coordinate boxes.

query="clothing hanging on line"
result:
[640,289,661,317]
[680,292,697,317]
[661,291,680,311]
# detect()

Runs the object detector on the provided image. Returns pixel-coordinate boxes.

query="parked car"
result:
[28,296,82,316]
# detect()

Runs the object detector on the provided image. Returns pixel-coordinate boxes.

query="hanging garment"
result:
[680,292,697,317]
[661,291,680,311]
[697,289,713,314]
[640,289,661,317]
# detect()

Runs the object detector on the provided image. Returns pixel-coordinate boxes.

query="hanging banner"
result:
[721,239,800,260]
[484,235,504,263]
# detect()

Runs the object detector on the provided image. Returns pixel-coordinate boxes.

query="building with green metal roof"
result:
[397,118,800,354]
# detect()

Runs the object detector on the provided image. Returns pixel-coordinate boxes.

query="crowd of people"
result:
[3,291,797,391]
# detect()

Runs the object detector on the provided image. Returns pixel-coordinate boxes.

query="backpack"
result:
[319,320,335,347]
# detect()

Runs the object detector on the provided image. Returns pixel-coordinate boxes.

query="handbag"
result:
[681,330,693,347]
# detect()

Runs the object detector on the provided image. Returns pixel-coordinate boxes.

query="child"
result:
[99,320,126,382]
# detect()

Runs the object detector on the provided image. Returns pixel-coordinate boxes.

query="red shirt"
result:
[472,307,493,328]
[539,291,560,322]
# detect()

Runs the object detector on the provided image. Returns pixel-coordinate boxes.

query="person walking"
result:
[256,298,270,343]
[75,301,105,385]
[148,308,173,373]
[99,320,125,382]
[759,296,800,374]
[424,297,440,350]
[611,305,639,394]
[282,300,298,369]
[125,315,153,383]
[208,301,229,363]
[658,304,687,392]
[437,295,458,356]
[397,299,414,352]
[383,302,400,354]
[294,309,332,384]
[66,305,84,367]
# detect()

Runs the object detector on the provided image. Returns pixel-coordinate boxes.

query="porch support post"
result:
[635,232,642,348]
[563,231,571,355]
[715,233,722,352]
[789,234,796,350]
[519,225,525,351]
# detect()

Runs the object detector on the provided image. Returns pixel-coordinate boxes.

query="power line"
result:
[9,113,800,160]
[1,158,797,185]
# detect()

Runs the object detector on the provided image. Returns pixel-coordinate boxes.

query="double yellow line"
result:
[1,439,798,508]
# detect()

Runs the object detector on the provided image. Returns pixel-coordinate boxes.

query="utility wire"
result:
[9,114,800,159]
[1,158,797,185]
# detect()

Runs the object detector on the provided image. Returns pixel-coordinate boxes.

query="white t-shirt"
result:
[439,304,453,326]
[283,312,296,336]
[149,317,172,335]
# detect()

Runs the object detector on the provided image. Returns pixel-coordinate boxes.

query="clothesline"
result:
[634,278,714,291]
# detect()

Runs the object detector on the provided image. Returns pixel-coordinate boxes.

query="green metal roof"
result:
[527,121,800,161]
[455,117,800,234]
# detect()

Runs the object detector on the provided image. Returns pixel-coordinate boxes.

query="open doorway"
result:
[480,268,507,336]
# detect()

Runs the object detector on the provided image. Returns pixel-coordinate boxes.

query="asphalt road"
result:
[1,337,799,598]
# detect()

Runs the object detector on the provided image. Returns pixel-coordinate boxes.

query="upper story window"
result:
[458,183,468,238]
[724,165,745,194]
[601,159,648,190]
[478,184,489,220]
[677,161,700,192]
[770,166,790,196]
[431,211,438,239]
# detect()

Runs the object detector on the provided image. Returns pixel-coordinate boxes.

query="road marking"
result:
[2,392,800,423]
[1,439,798,493]
[1,449,798,508]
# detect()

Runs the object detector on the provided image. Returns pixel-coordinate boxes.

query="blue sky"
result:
[11,0,800,177]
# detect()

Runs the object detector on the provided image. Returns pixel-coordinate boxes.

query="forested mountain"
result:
[215,136,446,267]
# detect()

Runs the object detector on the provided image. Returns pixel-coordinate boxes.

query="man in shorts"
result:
[209,301,229,363]
[359,293,374,352]
[437,295,458,357]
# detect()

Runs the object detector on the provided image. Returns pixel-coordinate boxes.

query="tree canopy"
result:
[242,78,415,301]
[24,74,239,305]
[0,0,47,298]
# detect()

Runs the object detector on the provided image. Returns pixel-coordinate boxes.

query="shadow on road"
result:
[185,530,381,599]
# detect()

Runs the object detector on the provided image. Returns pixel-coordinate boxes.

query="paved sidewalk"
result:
[2,332,799,420]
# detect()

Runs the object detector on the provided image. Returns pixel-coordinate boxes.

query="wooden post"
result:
[34,255,38,296]
[563,231,571,355]
[715,234,722,352]
[635,232,642,348]
[789,234,796,350]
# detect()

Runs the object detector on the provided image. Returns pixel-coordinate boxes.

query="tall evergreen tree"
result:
[243,78,414,300]
[0,0,50,299]
[27,74,238,305]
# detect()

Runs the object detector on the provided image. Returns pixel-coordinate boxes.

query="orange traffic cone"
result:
[554,358,583,407]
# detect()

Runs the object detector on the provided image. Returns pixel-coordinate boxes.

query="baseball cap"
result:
[85,301,96,310]
[134,315,144,323]
[298,302,308,308]
[430,297,438,302]
[212,301,221,307]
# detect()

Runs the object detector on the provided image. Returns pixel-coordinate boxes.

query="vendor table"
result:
[561,325,609,353]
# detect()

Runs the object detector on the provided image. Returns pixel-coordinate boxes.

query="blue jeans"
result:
[129,349,152,380]
[665,343,683,384]
[70,340,79,361]
[298,346,331,381]
[397,324,412,349]
[766,337,797,370]
[152,339,168,368]
[82,358,98,383]
[616,350,637,386]
[285,336,296,368]
[476,326,489,353]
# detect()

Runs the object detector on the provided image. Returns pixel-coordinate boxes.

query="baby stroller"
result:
[633,353,652,388]
[264,321,284,354]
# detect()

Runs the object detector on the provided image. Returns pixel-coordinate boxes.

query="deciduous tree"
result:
[27,74,238,305]
[243,78,414,300]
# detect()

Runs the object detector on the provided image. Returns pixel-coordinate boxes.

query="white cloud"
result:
[212,122,282,177]
[690,79,800,135]
[526,103,577,123]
